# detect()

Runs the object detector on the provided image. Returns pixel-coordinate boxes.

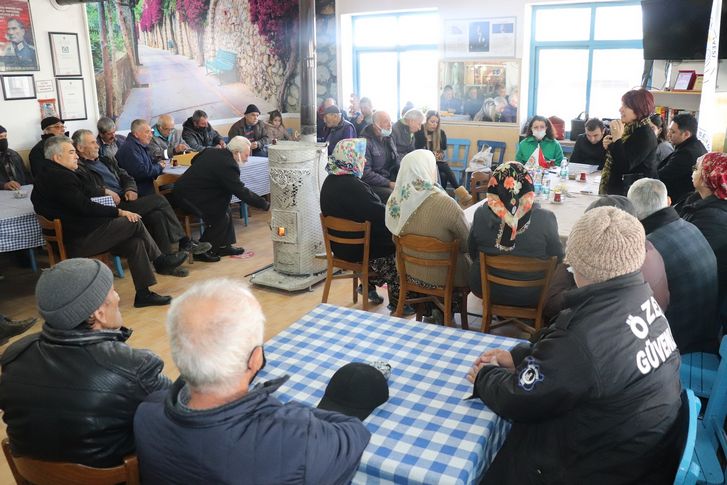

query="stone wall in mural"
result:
[86,0,337,127]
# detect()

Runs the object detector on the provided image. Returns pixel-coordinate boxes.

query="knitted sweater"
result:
[399,192,471,287]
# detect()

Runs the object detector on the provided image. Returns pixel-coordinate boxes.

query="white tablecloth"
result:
[164,155,270,197]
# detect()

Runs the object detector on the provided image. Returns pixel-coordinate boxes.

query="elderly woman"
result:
[515,116,564,168]
[468,161,563,305]
[599,89,659,195]
[319,138,409,312]
[680,152,727,318]
[263,110,292,142]
[385,150,471,293]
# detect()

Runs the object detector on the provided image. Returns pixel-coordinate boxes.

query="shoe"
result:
[134,290,172,308]
[193,251,221,263]
[214,245,245,256]
[156,265,189,277]
[0,317,37,345]
[387,303,416,316]
[180,239,213,255]
[357,284,384,304]
[154,251,187,274]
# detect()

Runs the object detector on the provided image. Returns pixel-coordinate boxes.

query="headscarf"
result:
[700,152,727,200]
[326,138,367,178]
[487,161,535,250]
[599,116,651,195]
[385,149,445,235]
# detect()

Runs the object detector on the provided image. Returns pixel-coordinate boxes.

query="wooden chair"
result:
[479,253,557,334]
[320,214,378,311]
[36,215,124,278]
[446,138,471,185]
[2,438,139,485]
[470,170,492,202]
[393,234,469,329]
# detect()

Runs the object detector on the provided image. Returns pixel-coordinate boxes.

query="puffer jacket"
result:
[181,117,223,152]
[475,272,683,484]
[0,325,170,468]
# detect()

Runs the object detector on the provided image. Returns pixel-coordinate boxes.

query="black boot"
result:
[134,289,172,308]
[0,317,37,345]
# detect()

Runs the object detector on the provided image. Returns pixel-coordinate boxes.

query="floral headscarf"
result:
[700,152,727,200]
[326,138,367,178]
[385,149,445,235]
[487,161,535,250]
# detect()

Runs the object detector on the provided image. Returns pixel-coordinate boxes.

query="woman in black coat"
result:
[414,110,464,191]
[599,89,658,195]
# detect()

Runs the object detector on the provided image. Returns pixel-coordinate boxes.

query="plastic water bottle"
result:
[559,158,569,180]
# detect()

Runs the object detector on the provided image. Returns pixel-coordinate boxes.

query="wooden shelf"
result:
[651,90,701,112]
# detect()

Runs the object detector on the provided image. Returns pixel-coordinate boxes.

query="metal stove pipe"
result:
[299,0,317,142]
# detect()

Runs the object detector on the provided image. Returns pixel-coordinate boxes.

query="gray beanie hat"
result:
[565,206,645,283]
[36,258,114,329]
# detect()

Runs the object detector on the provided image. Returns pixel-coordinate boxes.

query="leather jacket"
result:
[0,324,170,467]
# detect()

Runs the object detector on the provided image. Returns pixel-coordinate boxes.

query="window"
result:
[353,11,440,118]
[529,2,643,130]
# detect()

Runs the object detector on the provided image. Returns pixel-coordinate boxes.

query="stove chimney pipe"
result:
[298,0,317,142]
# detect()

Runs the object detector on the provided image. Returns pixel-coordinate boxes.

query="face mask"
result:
[0,139,7,152]
[533,129,546,140]
[380,128,392,137]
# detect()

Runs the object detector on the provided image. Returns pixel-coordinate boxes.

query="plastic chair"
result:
[479,253,557,334]
[35,215,124,278]
[674,389,702,485]
[394,234,469,329]
[446,138,470,185]
[680,351,720,399]
[470,171,492,202]
[320,214,378,311]
[2,438,139,485]
[562,144,574,157]
[692,336,727,484]
[476,140,507,169]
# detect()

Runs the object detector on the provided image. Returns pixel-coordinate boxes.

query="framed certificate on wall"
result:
[48,32,81,77]
[56,77,86,120]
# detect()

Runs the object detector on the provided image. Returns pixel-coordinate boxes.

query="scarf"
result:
[701,152,727,200]
[599,117,651,195]
[385,149,445,235]
[487,161,535,250]
[325,138,366,178]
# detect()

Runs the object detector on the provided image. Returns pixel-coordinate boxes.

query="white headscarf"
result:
[385,149,445,235]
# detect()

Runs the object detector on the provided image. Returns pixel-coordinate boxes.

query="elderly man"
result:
[73,129,212,272]
[116,119,165,197]
[319,105,356,155]
[628,178,719,353]
[96,117,127,160]
[658,114,707,206]
[0,125,31,190]
[28,116,67,177]
[228,104,268,156]
[147,114,189,161]
[360,111,398,203]
[134,279,371,484]
[470,207,683,484]
[182,109,225,151]
[353,96,374,136]
[391,109,424,162]
[31,136,186,307]
[2,18,36,69]
[570,118,607,169]
[0,258,170,467]
[173,136,269,258]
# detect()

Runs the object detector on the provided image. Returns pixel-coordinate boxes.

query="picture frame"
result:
[48,32,82,77]
[56,77,87,120]
[674,70,697,91]
[1,73,35,100]
[0,1,40,72]
[443,17,516,59]
[692,74,704,91]
[38,97,58,118]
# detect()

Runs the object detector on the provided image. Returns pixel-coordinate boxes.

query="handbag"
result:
[570,112,588,141]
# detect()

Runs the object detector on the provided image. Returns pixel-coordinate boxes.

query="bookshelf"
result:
[650,90,701,113]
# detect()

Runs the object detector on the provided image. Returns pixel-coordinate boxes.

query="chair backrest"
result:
[394,234,459,295]
[702,336,727,453]
[470,171,491,202]
[446,138,471,166]
[674,389,702,485]
[35,215,66,265]
[320,214,373,266]
[153,173,180,196]
[562,144,574,157]
[1,439,140,485]
[477,140,507,168]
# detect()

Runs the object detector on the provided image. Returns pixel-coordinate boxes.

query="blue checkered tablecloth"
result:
[0,185,114,253]
[256,304,523,485]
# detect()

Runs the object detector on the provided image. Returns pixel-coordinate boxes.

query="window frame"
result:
[528,1,644,121]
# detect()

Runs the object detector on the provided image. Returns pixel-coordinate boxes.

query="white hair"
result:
[403,109,425,123]
[627,178,669,220]
[166,279,265,394]
[227,135,251,154]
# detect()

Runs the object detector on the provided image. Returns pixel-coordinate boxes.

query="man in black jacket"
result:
[659,113,707,206]
[31,135,186,307]
[228,104,268,156]
[0,125,31,189]
[173,136,269,258]
[181,109,226,152]
[0,258,171,467]
[569,117,607,168]
[360,111,399,203]
[470,206,683,484]
[28,116,67,178]
[72,129,213,272]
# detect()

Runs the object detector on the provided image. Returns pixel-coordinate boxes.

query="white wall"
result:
[0,1,97,151]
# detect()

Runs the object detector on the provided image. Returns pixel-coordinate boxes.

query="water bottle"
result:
[559,157,569,180]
